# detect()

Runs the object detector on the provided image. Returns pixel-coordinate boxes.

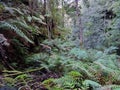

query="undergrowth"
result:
[1,39,120,90]
[0,1,120,90]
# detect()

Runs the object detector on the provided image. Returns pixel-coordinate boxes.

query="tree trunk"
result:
[62,0,64,27]
[46,0,52,40]
[75,0,83,47]
[29,0,38,15]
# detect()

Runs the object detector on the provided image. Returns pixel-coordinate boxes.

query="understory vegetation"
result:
[0,0,120,90]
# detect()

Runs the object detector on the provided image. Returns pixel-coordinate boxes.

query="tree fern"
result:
[0,21,33,43]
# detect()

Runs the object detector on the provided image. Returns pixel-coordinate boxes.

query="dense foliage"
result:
[0,0,120,90]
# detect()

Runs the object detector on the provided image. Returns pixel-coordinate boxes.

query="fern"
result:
[25,53,48,64]
[112,85,120,90]
[104,46,118,54]
[5,6,24,15]
[10,19,40,35]
[66,60,93,78]
[83,80,101,90]
[11,19,32,30]
[96,85,120,90]
[0,21,33,43]
[67,71,83,79]
[32,16,46,25]
[69,48,89,60]
[42,78,55,88]
[54,76,76,89]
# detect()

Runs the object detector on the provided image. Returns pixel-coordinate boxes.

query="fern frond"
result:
[11,20,31,30]
[0,21,33,43]
[83,80,101,89]
[54,76,76,89]
[96,85,120,90]
[25,53,48,64]
[67,61,93,78]
[5,6,24,15]
[11,19,41,34]
[112,85,120,90]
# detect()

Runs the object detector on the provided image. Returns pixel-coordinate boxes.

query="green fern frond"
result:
[54,76,76,89]
[11,19,41,35]
[0,21,33,43]
[83,80,101,89]
[67,71,83,79]
[11,20,32,30]
[5,6,24,15]
[67,61,93,78]
[112,85,120,90]
[25,53,48,64]
[97,85,120,90]
[32,16,46,25]
[70,48,89,60]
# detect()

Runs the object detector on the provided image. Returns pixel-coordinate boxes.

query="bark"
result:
[29,0,39,15]
[62,0,65,27]
[46,0,52,40]
[75,0,83,47]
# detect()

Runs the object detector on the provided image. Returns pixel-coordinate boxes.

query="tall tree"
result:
[75,0,83,47]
